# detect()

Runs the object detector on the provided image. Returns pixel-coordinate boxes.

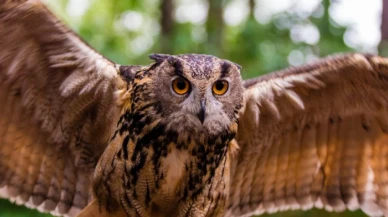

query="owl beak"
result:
[198,98,206,124]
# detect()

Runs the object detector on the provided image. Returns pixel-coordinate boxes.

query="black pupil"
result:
[176,79,186,90]
[215,81,224,90]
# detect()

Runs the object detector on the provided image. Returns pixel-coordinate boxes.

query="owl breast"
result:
[163,148,189,191]
[155,148,189,202]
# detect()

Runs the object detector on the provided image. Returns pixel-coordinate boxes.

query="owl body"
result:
[3,3,388,217]
[92,54,243,217]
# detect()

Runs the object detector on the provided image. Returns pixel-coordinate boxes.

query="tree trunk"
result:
[206,0,224,55]
[380,0,388,55]
[161,0,174,53]
[249,0,255,18]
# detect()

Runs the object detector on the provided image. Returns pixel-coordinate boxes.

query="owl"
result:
[1,1,388,217]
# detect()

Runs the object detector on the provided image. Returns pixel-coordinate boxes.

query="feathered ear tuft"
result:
[149,53,172,63]
[227,60,242,70]
[149,53,182,70]
[222,59,242,71]
[234,63,242,70]
[119,65,143,82]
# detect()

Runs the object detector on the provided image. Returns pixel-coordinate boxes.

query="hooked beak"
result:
[197,98,206,124]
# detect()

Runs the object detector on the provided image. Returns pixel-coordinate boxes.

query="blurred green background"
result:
[0,0,385,216]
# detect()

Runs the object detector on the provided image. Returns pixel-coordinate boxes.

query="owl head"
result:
[128,54,244,143]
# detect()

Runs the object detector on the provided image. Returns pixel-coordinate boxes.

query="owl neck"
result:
[122,103,235,194]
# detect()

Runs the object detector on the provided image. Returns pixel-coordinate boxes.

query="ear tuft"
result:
[234,63,242,70]
[223,59,242,71]
[149,53,171,63]
[119,65,143,82]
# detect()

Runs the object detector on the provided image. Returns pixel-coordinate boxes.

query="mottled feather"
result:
[0,0,125,216]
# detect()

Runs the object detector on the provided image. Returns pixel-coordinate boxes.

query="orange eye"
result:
[172,77,190,95]
[212,80,229,95]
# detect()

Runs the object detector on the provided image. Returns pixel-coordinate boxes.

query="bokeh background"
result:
[0,0,387,216]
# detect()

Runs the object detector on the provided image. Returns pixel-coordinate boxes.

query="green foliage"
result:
[0,0,369,217]
[260,209,367,217]
[0,199,52,217]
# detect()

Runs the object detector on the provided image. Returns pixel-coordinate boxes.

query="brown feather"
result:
[0,0,125,216]
[77,199,127,217]
[228,53,388,216]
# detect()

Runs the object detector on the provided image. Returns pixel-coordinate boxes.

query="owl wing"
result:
[0,1,125,216]
[227,53,388,217]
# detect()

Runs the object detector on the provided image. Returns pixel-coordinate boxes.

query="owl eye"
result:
[172,77,190,95]
[212,80,229,95]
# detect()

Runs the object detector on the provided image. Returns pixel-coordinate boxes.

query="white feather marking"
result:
[360,166,383,216]
[7,45,28,78]
[0,186,10,199]
[315,197,323,209]
[163,149,189,194]
[78,75,102,96]
[364,166,375,199]
[284,90,304,110]
[305,74,326,89]
[0,185,77,217]
[60,72,89,97]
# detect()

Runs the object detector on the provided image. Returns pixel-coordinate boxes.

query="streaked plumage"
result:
[92,53,243,217]
[1,1,388,217]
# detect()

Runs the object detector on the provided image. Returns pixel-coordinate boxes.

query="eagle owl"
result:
[1,1,388,217]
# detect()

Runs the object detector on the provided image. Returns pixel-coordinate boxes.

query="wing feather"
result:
[0,1,125,216]
[227,53,388,217]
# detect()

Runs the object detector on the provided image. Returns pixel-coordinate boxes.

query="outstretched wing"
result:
[227,53,388,217]
[0,1,125,216]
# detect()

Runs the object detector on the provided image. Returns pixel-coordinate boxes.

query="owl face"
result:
[141,54,244,138]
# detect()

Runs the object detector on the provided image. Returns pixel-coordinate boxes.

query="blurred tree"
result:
[313,0,350,56]
[249,0,254,15]
[161,0,175,53]
[380,0,388,55]
[206,0,224,55]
